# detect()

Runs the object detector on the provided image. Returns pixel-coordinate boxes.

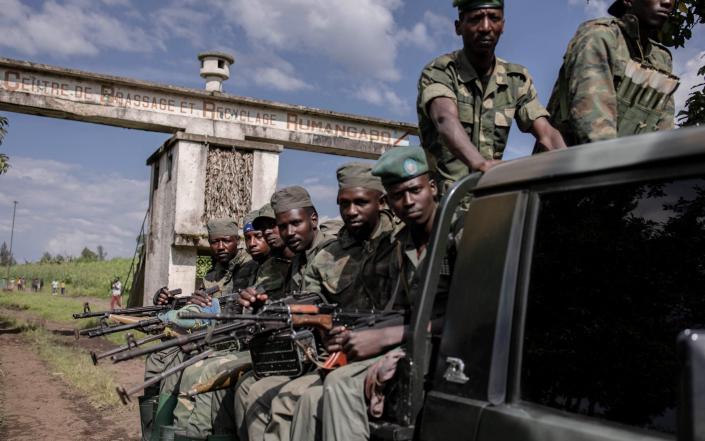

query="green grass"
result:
[23,327,129,410]
[4,258,132,298]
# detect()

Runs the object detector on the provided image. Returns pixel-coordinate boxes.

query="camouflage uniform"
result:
[202,249,252,293]
[286,230,336,293]
[418,50,549,187]
[547,14,677,146]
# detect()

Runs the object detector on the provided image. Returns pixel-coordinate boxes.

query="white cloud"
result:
[569,0,609,18]
[213,0,405,82]
[0,156,148,261]
[0,0,162,57]
[673,50,705,116]
[354,83,411,116]
[253,67,312,92]
[397,22,435,51]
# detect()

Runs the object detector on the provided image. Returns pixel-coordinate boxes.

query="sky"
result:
[0,0,703,262]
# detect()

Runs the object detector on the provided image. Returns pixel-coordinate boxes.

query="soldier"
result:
[142,218,245,441]
[418,0,565,192]
[313,146,463,441]
[242,163,398,441]
[171,211,268,440]
[547,0,679,145]
[234,186,336,441]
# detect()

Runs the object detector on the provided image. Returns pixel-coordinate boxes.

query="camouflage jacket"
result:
[202,249,251,294]
[253,255,291,301]
[547,15,675,146]
[417,50,549,184]
[303,211,397,309]
[286,231,336,293]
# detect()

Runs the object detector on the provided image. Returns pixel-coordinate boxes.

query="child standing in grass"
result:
[110,277,122,309]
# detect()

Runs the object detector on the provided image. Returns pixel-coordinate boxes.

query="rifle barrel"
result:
[90,333,166,365]
[88,317,162,338]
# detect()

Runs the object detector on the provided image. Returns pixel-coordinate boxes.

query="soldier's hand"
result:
[344,327,402,361]
[324,326,350,353]
[153,286,171,306]
[189,289,212,307]
[237,287,268,308]
[472,159,502,173]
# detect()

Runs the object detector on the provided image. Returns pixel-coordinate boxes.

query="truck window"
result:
[520,176,705,434]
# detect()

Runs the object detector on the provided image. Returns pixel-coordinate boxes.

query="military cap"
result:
[270,186,314,214]
[242,209,259,234]
[252,203,276,229]
[371,146,429,187]
[336,162,385,194]
[607,0,626,17]
[453,0,503,11]
[207,218,239,238]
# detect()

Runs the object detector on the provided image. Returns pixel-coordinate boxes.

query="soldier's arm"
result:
[530,117,567,152]
[428,97,501,173]
[565,28,619,143]
[658,95,676,130]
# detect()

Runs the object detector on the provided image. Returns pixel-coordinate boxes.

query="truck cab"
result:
[379,126,705,441]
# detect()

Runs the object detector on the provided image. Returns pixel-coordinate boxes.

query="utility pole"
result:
[5,200,17,281]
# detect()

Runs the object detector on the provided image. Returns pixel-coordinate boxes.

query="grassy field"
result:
[3,258,133,298]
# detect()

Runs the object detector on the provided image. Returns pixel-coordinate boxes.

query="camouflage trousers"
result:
[143,347,188,441]
[173,350,252,438]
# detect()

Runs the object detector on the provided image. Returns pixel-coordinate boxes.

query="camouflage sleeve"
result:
[301,256,324,295]
[514,70,551,132]
[418,60,457,118]
[565,27,619,143]
[658,93,676,130]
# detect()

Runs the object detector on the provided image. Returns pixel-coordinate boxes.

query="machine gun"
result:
[71,288,184,319]
[179,304,404,376]
[90,332,166,365]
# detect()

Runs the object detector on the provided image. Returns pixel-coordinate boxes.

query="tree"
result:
[40,252,53,264]
[79,247,98,262]
[659,1,705,126]
[0,241,15,266]
[96,245,107,261]
[0,115,8,175]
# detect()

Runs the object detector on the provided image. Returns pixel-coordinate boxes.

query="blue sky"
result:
[0,0,703,261]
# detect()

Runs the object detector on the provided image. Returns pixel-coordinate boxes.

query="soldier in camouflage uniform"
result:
[234,186,336,441]
[547,0,679,146]
[141,219,244,441]
[418,0,565,191]
[241,164,398,441]
[172,212,270,440]
[315,146,464,441]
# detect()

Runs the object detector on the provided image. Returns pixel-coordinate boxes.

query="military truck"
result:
[373,126,705,441]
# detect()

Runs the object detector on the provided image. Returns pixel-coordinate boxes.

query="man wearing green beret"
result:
[418,0,566,192]
[234,186,336,441]
[547,0,678,146]
[240,163,400,441]
[317,146,464,441]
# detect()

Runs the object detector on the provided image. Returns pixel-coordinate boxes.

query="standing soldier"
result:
[418,0,565,192]
[547,0,679,146]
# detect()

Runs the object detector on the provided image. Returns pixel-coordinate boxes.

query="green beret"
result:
[607,0,626,17]
[371,146,429,187]
[453,0,503,11]
[253,203,276,229]
[271,186,314,215]
[206,218,239,238]
[336,163,385,194]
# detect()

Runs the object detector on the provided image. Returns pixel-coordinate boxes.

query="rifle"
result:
[186,363,252,397]
[90,332,166,365]
[179,304,404,370]
[72,288,184,319]
[115,349,214,405]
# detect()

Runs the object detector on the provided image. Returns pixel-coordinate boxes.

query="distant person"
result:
[51,280,58,296]
[16,277,23,292]
[60,281,65,296]
[110,277,122,309]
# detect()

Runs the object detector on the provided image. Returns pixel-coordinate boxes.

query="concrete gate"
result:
[0,53,416,303]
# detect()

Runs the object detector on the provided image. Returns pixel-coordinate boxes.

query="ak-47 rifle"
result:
[74,286,220,339]
[179,304,404,374]
[90,332,166,365]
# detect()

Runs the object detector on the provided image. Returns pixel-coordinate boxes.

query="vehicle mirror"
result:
[678,329,705,441]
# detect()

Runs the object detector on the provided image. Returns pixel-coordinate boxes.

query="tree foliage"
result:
[96,245,107,261]
[659,0,705,126]
[79,247,98,262]
[0,241,15,266]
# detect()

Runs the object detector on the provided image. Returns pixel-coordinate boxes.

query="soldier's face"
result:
[386,175,438,228]
[277,208,318,253]
[625,0,675,29]
[337,187,384,240]
[244,230,270,261]
[455,7,504,56]
[208,235,238,264]
[255,218,286,250]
